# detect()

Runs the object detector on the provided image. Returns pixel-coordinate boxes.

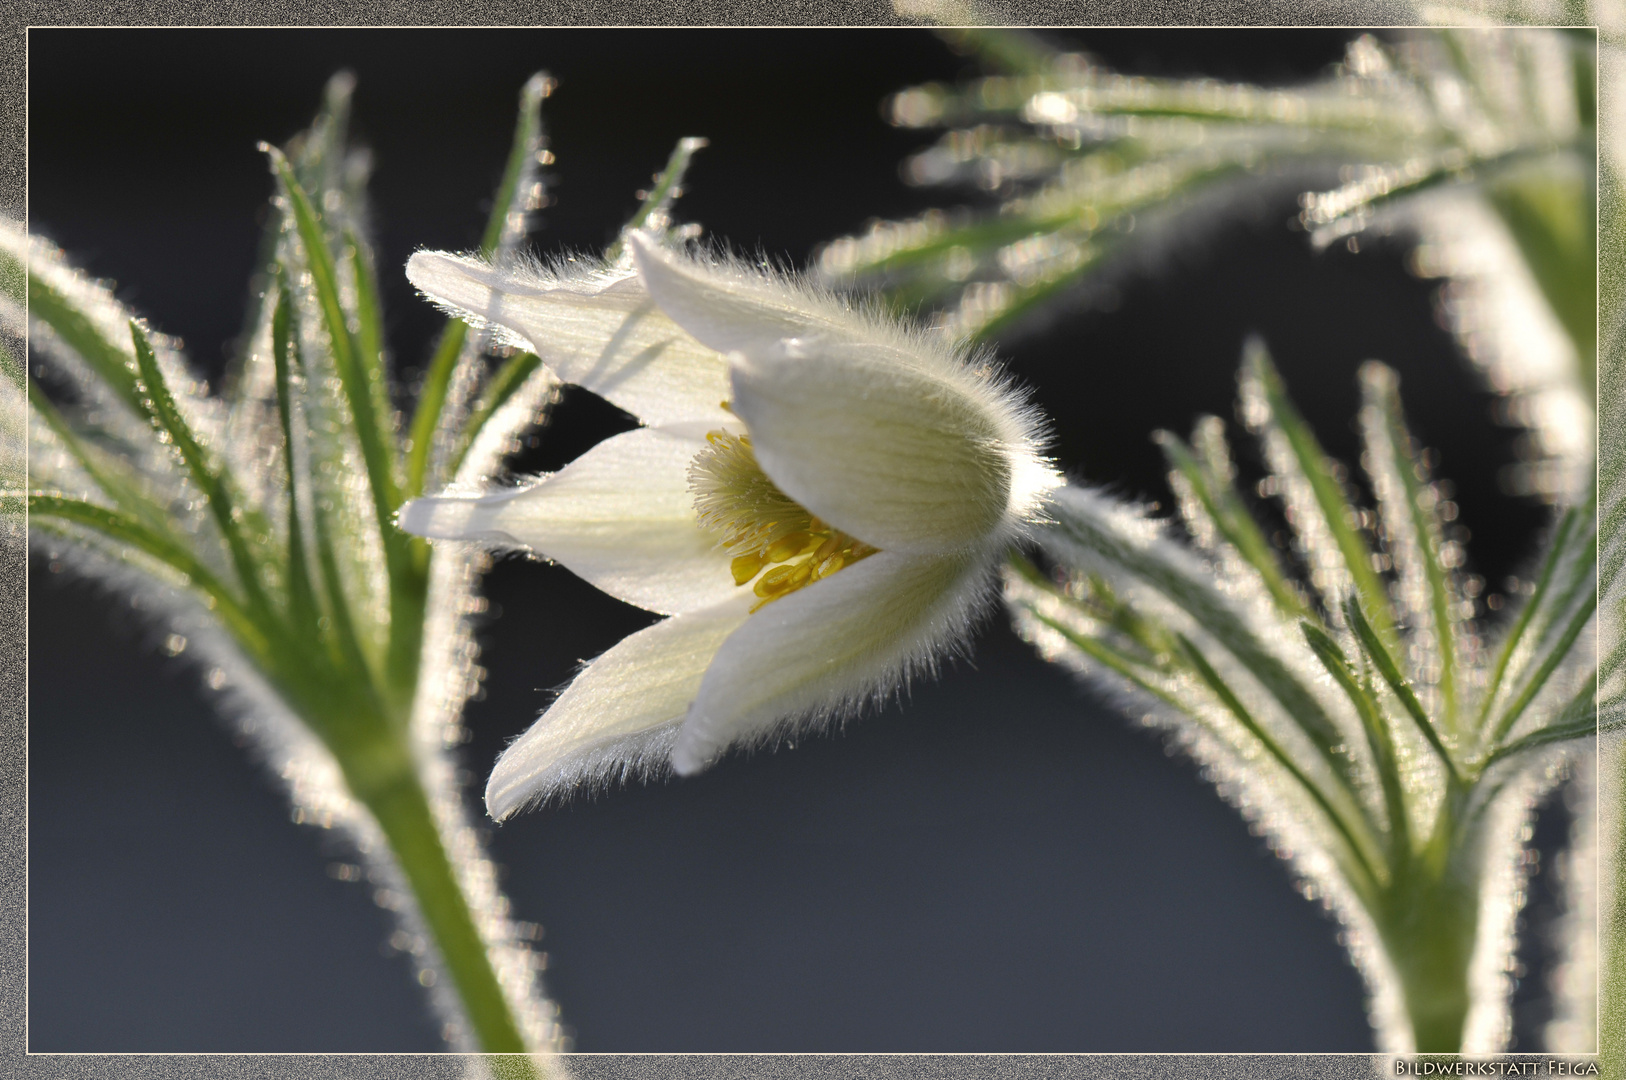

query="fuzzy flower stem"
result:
[343,742,532,1059]
[1380,804,1479,1054]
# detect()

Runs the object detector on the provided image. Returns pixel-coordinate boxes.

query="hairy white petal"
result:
[730,337,1016,554]
[486,595,753,819]
[406,251,733,432]
[399,429,734,616]
[673,548,994,775]
[629,234,1059,553]
[628,232,855,353]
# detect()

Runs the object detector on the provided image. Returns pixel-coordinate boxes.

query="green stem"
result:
[1379,792,1478,1054]
[346,745,532,1056]
[1381,873,1477,1052]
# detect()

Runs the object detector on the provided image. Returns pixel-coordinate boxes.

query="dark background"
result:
[26,28,1565,1052]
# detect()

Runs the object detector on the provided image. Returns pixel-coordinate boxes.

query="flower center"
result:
[689,429,878,613]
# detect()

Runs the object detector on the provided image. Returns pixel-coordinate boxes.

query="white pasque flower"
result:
[400,234,1059,819]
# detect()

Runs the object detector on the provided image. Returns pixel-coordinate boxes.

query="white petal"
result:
[406,251,733,431]
[628,235,1050,553]
[672,548,995,775]
[486,595,754,819]
[629,232,857,354]
[398,428,734,615]
[729,337,1017,554]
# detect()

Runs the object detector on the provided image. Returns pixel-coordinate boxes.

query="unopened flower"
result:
[400,234,1059,819]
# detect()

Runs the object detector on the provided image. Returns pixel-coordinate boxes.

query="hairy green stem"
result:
[1381,873,1478,1052]
[344,742,531,1057]
[1379,791,1478,1054]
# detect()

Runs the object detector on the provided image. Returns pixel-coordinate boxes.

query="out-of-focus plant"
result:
[7,74,569,1061]
[821,29,1595,502]
[825,25,1600,1055]
[1010,343,1594,1053]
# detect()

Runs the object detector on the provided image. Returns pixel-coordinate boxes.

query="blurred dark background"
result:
[26,28,1566,1052]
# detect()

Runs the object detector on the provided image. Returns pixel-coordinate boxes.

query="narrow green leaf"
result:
[1011,561,1378,877]
[1344,595,1462,783]
[265,252,398,712]
[287,72,357,210]
[1022,563,1177,671]
[27,378,176,538]
[269,143,426,703]
[1175,632,1383,896]
[405,72,550,499]
[25,272,143,413]
[1537,521,1598,659]
[28,494,266,657]
[1482,678,1596,768]
[310,516,389,721]
[1156,423,1308,618]
[605,136,710,264]
[476,73,552,261]
[1486,582,1597,749]
[968,253,1112,342]
[1046,492,1360,796]
[129,321,274,618]
[226,73,363,404]
[1360,363,1460,729]
[270,273,321,638]
[448,351,543,480]
[1481,506,1577,726]
[1244,342,1395,643]
[1025,608,1178,703]
[1301,620,1410,865]
[1084,576,1181,668]
[267,145,401,521]
[406,323,472,496]
[343,228,399,488]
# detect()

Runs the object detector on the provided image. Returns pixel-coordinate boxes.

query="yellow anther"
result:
[813,553,844,579]
[767,531,814,562]
[691,427,881,609]
[754,564,799,598]
[731,552,766,586]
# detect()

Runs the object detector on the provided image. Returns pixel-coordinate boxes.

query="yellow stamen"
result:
[754,564,800,598]
[813,553,844,579]
[690,428,880,611]
[731,552,766,586]
[767,531,814,562]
